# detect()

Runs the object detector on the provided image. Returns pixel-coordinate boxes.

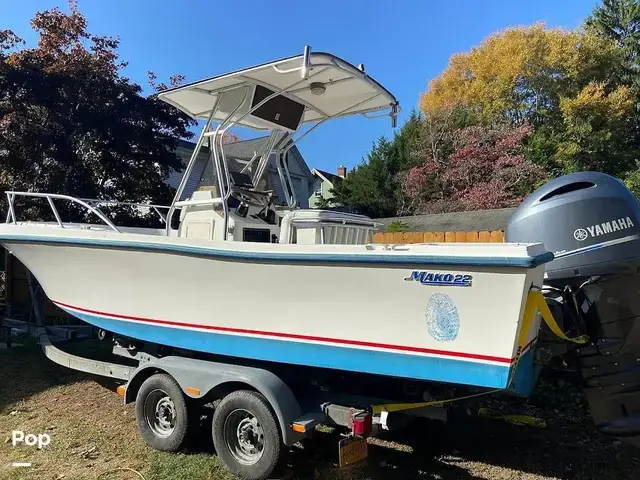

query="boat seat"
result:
[279,209,378,245]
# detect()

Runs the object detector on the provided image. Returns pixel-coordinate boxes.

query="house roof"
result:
[312,168,342,185]
[219,137,273,160]
[375,208,516,231]
[176,136,311,177]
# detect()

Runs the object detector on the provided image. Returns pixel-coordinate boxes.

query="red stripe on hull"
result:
[54,300,514,364]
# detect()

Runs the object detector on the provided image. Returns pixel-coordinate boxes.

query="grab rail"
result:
[5,191,121,233]
[174,197,223,207]
[79,198,176,225]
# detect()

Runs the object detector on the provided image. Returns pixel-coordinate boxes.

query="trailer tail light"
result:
[352,413,372,436]
[116,385,126,397]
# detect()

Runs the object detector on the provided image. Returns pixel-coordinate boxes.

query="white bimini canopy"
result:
[157,46,400,131]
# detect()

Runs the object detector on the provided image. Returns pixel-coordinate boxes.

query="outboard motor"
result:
[507,172,640,447]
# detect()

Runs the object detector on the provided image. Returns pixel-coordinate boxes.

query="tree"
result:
[404,124,546,212]
[420,24,623,127]
[329,107,474,217]
[586,0,640,195]
[399,107,475,214]
[330,136,403,218]
[420,23,636,179]
[447,124,547,210]
[314,194,334,209]
[556,82,636,174]
[0,2,195,225]
[586,0,640,90]
[393,109,425,172]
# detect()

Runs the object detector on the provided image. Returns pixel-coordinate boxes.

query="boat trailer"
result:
[34,327,453,479]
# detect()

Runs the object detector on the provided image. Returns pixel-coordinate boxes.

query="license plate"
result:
[338,436,368,467]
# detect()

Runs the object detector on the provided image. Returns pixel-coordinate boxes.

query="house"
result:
[170,136,314,208]
[308,166,346,208]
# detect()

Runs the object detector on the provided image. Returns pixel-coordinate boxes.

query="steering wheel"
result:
[231,188,271,208]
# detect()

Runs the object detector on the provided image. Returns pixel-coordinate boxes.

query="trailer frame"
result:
[36,328,450,479]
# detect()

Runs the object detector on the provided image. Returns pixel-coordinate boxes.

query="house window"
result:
[314,180,322,195]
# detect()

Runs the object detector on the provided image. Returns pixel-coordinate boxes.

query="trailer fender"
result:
[124,356,304,445]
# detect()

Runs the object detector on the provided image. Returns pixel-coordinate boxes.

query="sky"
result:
[1,0,599,174]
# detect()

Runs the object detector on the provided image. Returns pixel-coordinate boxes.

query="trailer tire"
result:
[135,373,188,452]
[212,390,281,480]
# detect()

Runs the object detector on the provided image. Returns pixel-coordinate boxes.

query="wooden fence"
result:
[373,230,505,244]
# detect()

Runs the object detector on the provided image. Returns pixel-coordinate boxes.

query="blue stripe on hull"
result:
[507,347,539,396]
[62,308,511,389]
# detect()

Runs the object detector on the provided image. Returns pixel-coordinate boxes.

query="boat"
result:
[0,46,552,394]
[7,48,640,476]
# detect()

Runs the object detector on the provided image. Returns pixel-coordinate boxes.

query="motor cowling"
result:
[507,172,640,447]
[506,171,640,283]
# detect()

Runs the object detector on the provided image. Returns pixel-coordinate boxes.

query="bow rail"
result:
[4,191,179,233]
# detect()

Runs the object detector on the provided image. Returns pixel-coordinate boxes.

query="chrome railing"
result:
[4,191,177,234]
[80,198,174,225]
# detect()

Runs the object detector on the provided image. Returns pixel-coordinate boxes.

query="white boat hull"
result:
[0,225,550,391]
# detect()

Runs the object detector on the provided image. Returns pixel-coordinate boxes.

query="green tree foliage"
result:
[586,0,640,90]
[330,136,403,218]
[392,109,425,171]
[385,221,409,233]
[556,82,636,174]
[0,2,195,225]
[330,108,473,217]
[586,0,640,194]
[314,194,333,209]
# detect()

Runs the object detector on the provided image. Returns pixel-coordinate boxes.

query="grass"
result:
[0,340,236,480]
[145,453,233,480]
[1,339,639,480]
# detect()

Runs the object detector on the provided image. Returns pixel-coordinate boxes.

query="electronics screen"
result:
[250,85,305,131]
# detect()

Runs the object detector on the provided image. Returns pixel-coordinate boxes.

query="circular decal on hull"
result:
[426,293,460,342]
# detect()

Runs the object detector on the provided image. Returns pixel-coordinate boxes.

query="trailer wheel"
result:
[212,390,281,480]
[135,373,188,452]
